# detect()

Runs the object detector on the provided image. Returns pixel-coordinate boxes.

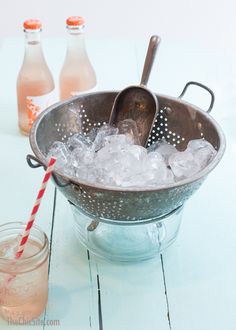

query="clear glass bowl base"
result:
[71,204,184,262]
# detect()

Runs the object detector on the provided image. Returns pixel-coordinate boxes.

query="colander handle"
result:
[26,154,45,168]
[26,154,70,188]
[178,81,215,113]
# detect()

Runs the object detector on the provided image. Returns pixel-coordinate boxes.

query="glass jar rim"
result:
[0,222,48,269]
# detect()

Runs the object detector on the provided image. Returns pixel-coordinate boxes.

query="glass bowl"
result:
[70,203,184,262]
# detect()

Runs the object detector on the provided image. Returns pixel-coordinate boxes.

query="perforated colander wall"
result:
[147,106,185,147]
[32,92,224,221]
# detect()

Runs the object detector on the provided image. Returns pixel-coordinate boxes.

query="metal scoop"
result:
[109,35,161,146]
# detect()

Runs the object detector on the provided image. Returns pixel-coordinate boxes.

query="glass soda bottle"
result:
[17,19,55,135]
[59,16,97,100]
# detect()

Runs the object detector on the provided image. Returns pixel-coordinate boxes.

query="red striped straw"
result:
[5,157,56,286]
[15,156,56,259]
[4,157,56,286]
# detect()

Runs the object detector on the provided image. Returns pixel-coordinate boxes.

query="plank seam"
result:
[161,254,172,330]
[97,274,103,330]
[43,187,57,330]
[87,250,93,328]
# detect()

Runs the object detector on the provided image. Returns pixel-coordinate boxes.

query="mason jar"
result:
[0,222,49,323]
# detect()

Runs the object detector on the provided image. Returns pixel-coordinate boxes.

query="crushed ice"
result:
[47,119,217,188]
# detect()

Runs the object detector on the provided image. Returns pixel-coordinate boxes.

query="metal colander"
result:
[28,81,225,221]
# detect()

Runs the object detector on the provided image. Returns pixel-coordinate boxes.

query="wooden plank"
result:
[46,190,171,330]
[43,190,98,329]
[0,39,56,329]
[91,255,170,330]
[135,38,236,329]
[44,38,170,329]
[162,142,236,330]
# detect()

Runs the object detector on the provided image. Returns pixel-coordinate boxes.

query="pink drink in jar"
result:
[0,222,49,323]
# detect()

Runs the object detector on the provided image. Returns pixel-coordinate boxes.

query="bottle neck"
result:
[66,27,87,57]
[23,30,46,64]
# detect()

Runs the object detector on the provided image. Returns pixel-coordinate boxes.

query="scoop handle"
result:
[140,35,161,86]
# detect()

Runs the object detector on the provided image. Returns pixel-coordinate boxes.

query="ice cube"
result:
[146,152,165,169]
[74,164,88,181]
[47,141,71,169]
[0,235,21,259]
[144,152,174,185]
[75,163,100,184]
[187,139,217,169]
[95,144,120,164]
[119,162,173,187]
[67,133,92,151]
[71,146,94,167]
[93,124,119,151]
[95,142,144,186]
[117,119,141,145]
[187,139,214,152]
[103,134,133,146]
[146,153,168,178]
[120,172,154,187]
[165,169,175,184]
[86,127,98,143]
[168,150,201,178]
[67,133,95,169]
[148,140,178,163]
[123,145,147,161]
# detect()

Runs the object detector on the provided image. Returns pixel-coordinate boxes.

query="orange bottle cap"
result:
[66,16,85,27]
[23,19,42,30]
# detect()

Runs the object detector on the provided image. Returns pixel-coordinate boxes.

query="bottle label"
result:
[27,90,56,128]
[70,85,97,97]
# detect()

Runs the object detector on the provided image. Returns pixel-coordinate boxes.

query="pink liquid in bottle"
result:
[17,19,55,136]
[59,16,97,101]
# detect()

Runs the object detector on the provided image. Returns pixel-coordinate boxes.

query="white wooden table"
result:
[0,37,235,330]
